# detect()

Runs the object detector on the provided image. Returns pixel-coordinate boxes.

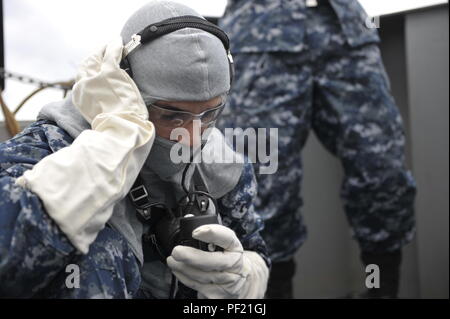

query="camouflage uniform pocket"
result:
[329,0,381,47]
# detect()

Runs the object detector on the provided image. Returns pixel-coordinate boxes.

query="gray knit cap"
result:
[120,0,231,103]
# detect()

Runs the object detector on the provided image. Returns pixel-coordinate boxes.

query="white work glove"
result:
[167,224,269,299]
[16,37,155,254]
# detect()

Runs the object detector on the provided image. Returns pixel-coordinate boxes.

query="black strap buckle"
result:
[129,181,154,221]
[130,184,148,202]
[129,183,154,214]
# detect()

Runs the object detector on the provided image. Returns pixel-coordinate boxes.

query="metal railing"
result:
[0,68,74,137]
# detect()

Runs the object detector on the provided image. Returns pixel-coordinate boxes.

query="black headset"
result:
[120,15,234,87]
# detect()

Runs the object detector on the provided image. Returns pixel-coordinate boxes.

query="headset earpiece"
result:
[120,56,133,78]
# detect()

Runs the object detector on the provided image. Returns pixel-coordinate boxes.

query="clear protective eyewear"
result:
[147,101,226,128]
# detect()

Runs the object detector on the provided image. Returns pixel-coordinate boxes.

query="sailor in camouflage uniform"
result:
[0,121,268,298]
[0,1,270,299]
[217,0,416,298]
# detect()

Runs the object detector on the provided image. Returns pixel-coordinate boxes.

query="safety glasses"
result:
[147,101,226,128]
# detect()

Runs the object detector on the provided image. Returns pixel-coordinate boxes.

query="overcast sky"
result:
[1,0,447,121]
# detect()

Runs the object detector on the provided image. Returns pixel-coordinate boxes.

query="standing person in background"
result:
[217,0,416,298]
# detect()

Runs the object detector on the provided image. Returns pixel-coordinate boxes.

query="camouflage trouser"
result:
[217,4,416,262]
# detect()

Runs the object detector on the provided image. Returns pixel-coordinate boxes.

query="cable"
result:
[181,158,192,194]
[169,274,178,299]
[181,140,210,194]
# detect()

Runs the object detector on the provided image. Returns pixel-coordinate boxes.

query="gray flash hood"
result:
[120,0,231,103]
